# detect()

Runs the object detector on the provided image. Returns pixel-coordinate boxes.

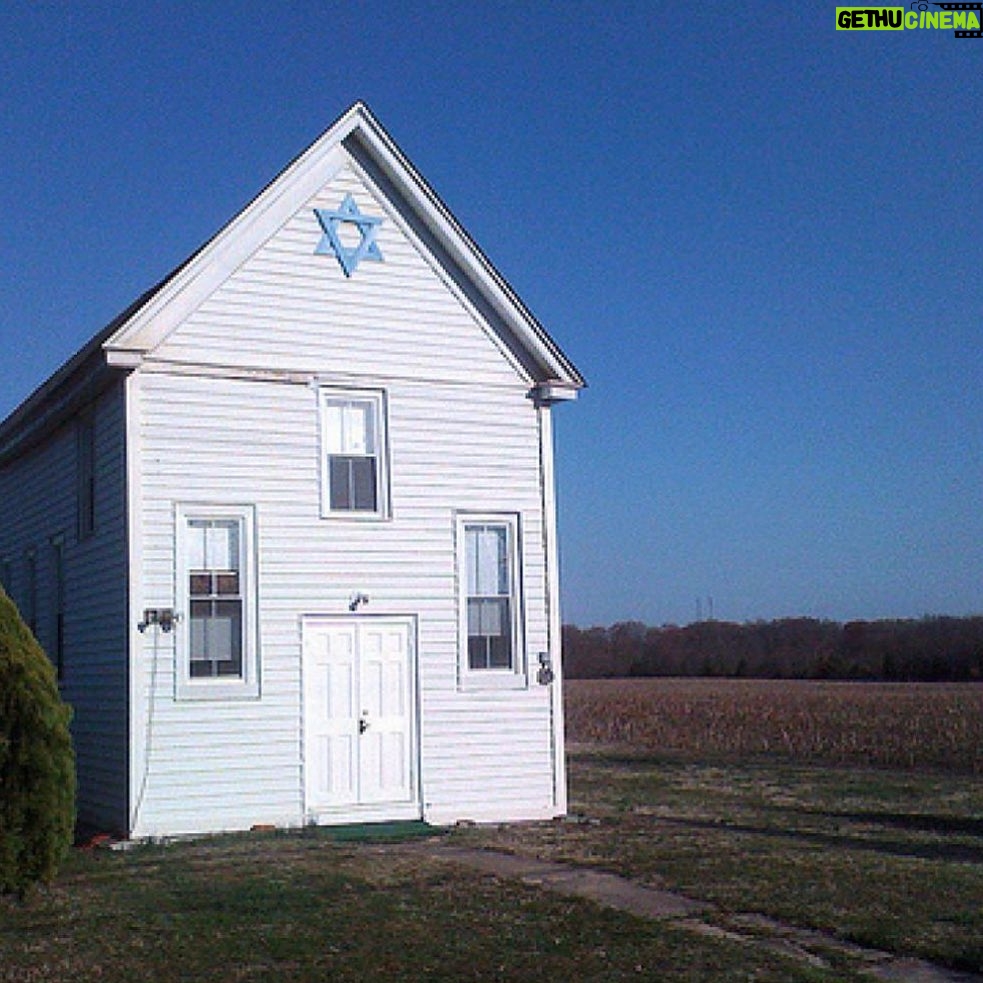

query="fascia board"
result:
[533,381,579,405]
[350,116,585,389]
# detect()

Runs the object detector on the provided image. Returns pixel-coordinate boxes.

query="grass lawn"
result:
[1,828,836,983]
[2,748,980,980]
[459,746,983,975]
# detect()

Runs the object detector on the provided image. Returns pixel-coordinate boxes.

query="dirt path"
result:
[392,841,981,983]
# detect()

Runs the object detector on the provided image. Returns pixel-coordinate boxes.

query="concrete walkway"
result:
[394,841,981,983]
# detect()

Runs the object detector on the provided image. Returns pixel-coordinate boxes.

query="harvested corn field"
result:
[565,678,983,772]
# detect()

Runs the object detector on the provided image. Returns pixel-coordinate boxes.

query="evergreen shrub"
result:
[0,587,75,895]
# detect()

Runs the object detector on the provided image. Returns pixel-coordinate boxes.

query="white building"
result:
[0,103,583,838]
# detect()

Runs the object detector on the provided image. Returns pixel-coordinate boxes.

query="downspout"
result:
[123,370,149,837]
[534,383,574,815]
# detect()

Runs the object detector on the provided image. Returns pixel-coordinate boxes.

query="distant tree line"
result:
[562,617,983,681]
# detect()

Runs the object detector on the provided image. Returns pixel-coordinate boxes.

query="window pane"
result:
[470,525,507,595]
[467,599,511,671]
[206,600,239,662]
[211,600,242,674]
[476,528,498,594]
[215,572,240,595]
[362,403,376,455]
[342,402,370,455]
[330,456,352,510]
[206,520,238,570]
[468,636,488,670]
[324,398,377,454]
[465,528,479,595]
[488,632,511,669]
[351,457,377,511]
[190,572,211,596]
[189,599,210,666]
[323,402,343,454]
[467,598,481,637]
[187,521,208,570]
[478,597,506,637]
[329,456,378,511]
[190,599,243,677]
[468,632,512,670]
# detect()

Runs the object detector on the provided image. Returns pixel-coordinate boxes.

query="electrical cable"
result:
[129,624,160,834]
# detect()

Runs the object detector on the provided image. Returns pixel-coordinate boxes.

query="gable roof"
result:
[0,102,583,460]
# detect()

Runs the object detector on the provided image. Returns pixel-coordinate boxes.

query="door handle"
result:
[359,717,369,735]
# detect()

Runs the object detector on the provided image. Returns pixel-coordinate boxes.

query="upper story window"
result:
[77,415,96,539]
[456,513,524,687]
[51,535,65,680]
[319,389,389,518]
[175,504,258,700]
[24,548,37,636]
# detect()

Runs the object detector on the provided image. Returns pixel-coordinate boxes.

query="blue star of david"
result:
[313,194,384,277]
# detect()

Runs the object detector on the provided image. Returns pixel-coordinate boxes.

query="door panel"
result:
[358,624,411,801]
[304,624,358,807]
[304,618,416,816]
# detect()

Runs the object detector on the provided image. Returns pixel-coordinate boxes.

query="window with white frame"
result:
[77,415,96,539]
[51,536,65,680]
[24,548,37,636]
[319,389,388,517]
[457,514,523,679]
[176,505,258,699]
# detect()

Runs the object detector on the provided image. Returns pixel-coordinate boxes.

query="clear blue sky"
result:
[1,2,980,627]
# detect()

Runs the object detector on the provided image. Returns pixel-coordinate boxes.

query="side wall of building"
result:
[0,381,129,833]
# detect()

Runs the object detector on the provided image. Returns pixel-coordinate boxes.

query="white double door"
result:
[303,617,418,818]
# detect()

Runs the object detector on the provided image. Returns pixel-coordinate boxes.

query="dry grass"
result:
[0,830,841,982]
[457,750,983,973]
[564,678,983,772]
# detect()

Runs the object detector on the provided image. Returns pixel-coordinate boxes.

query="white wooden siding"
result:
[0,383,129,832]
[131,369,553,835]
[150,162,529,390]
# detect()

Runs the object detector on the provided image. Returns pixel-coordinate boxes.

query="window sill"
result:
[457,671,529,693]
[319,511,391,522]
[175,680,260,702]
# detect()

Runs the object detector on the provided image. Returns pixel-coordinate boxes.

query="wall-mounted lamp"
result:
[138,608,178,633]
[349,592,370,612]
